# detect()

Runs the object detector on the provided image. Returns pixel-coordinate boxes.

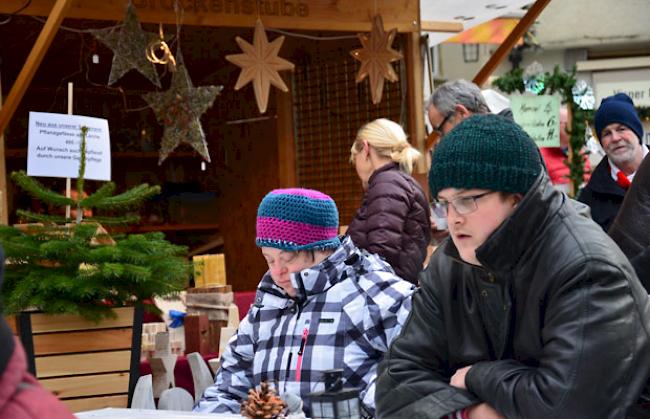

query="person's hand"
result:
[466,403,505,419]
[450,365,471,389]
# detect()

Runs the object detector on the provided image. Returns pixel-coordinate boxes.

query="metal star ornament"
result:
[91,2,161,87]
[226,19,295,114]
[350,15,403,105]
[142,55,223,164]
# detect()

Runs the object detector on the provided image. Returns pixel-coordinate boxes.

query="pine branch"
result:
[11,171,74,207]
[79,183,116,208]
[92,184,161,210]
[84,215,141,225]
[15,209,68,224]
[75,126,89,224]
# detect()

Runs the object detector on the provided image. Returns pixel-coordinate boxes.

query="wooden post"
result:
[65,82,73,219]
[566,105,576,197]
[472,0,551,87]
[276,76,297,188]
[0,72,8,225]
[405,32,426,176]
[0,0,73,135]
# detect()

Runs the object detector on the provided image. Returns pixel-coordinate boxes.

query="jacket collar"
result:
[476,172,563,276]
[256,236,359,306]
[367,162,399,185]
[589,157,626,197]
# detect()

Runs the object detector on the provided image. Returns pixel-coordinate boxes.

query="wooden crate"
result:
[193,254,227,288]
[16,306,143,413]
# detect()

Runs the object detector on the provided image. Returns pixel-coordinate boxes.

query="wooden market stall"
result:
[0,0,550,291]
[0,0,437,292]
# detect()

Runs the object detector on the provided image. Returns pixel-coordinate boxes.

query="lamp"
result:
[309,369,360,419]
[462,43,480,63]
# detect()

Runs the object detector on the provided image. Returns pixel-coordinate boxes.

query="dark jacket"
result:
[348,162,431,284]
[609,153,650,292]
[376,173,650,419]
[578,156,626,231]
[609,153,650,256]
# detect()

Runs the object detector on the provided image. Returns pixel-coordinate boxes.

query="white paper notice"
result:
[27,112,111,181]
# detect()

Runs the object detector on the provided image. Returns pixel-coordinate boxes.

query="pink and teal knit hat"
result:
[256,188,340,251]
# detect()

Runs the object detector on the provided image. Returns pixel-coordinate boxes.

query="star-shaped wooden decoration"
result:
[142,55,223,164]
[91,2,161,87]
[226,19,295,114]
[350,15,403,105]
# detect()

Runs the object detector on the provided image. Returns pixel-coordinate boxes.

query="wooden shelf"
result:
[5,149,200,159]
[108,223,220,233]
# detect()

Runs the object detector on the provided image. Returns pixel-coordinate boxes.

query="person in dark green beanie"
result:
[376,114,650,419]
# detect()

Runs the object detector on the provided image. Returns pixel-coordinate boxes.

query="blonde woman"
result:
[348,118,431,284]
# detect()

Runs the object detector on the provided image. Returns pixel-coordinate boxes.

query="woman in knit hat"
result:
[196,188,414,417]
[376,114,650,419]
[348,118,431,284]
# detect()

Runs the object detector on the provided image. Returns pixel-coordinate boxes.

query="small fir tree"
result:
[0,126,189,320]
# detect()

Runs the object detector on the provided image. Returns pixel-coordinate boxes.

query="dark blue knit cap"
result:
[594,93,643,143]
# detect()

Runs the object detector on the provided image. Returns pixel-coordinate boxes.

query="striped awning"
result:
[445,18,523,44]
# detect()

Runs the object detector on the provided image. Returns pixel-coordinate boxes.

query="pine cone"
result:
[241,381,287,419]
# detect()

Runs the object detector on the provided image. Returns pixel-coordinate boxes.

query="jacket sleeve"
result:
[375,262,479,418]
[465,261,646,418]
[194,313,256,413]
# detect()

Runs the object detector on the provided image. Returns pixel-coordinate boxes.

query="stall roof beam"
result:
[0,0,73,135]
[1,0,419,33]
[473,0,551,86]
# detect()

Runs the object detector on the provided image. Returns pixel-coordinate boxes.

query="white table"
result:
[75,408,243,418]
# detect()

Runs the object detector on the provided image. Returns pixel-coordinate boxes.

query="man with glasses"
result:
[578,93,647,231]
[376,114,650,418]
[426,79,491,138]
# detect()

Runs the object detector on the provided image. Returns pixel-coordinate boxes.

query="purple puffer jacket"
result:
[348,162,431,284]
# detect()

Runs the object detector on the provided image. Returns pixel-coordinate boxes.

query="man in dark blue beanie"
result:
[578,92,647,231]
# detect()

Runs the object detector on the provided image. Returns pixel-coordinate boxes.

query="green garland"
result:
[493,66,594,197]
[637,106,650,122]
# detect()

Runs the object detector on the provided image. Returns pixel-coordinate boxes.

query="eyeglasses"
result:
[435,191,494,216]
[433,112,453,135]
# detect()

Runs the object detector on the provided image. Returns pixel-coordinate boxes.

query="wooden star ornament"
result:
[142,54,223,164]
[350,15,403,105]
[226,19,295,114]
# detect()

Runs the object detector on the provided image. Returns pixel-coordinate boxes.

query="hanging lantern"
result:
[309,369,360,419]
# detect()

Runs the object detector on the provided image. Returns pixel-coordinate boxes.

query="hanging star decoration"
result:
[142,54,223,164]
[91,2,161,87]
[350,15,403,105]
[225,19,295,114]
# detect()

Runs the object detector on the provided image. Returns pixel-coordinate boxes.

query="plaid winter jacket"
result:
[195,236,415,416]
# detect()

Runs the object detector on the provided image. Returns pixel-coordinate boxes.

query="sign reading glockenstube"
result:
[131,0,310,17]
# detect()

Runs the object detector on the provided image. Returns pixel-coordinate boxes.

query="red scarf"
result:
[615,170,631,190]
